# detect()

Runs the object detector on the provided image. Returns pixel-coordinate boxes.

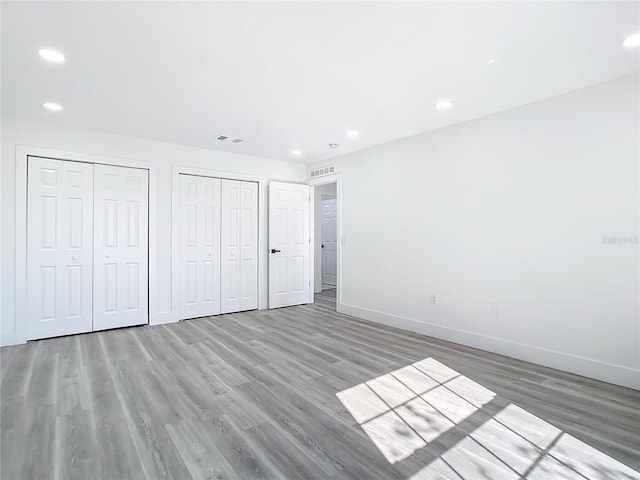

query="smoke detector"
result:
[329,143,339,149]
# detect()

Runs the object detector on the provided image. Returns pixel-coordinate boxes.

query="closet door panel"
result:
[240,181,258,311]
[27,157,94,340]
[93,164,149,330]
[221,180,241,314]
[178,175,221,319]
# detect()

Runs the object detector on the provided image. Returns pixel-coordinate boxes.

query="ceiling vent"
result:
[309,165,335,178]
[216,135,243,143]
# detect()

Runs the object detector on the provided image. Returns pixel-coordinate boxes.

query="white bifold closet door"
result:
[27,157,94,340]
[93,165,149,331]
[27,157,149,340]
[177,174,222,319]
[221,180,258,314]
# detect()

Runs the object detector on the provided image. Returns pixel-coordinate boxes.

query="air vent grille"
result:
[216,135,244,143]
[310,165,335,178]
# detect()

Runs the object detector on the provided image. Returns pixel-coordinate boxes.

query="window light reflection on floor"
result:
[336,357,640,480]
[336,358,496,464]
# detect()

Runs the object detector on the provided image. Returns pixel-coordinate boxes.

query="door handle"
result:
[271,249,281,254]
[105,254,111,258]
[72,256,78,260]
[321,244,324,248]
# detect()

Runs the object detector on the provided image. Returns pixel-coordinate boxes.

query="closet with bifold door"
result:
[26,156,149,340]
[177,174,258,320]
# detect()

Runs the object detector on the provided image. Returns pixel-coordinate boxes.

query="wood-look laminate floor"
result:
[1,290,639,480]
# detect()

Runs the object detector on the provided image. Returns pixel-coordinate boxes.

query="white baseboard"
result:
[1,310,179,347]
[0,331,26,347]
[150,311,178,326]
[339,302,640,390]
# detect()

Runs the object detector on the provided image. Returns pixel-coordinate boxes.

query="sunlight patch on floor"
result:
[336,357,640,480]
[410,403,640,480]
[336,358,496,464]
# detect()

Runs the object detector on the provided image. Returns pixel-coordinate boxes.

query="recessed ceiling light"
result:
[347,130,359,138]
[291,150,302,156]
[38,48,65,63]
[329,143,339,149]
[622,32,640,48]
[43,102,62,111]
[488,58,499,65]
[435,99,454,112]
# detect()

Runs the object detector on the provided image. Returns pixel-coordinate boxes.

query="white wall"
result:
[309,74,640,389]
[1,116,306,345]
[314,183,337,293]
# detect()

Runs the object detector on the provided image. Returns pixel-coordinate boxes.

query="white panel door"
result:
[221,180,258,313]
[178,174,221,319]
[27,157,94,340]
[239,181,258,311]
[221,180,241,314]
[321,197,337,286]
[269,182,310,308]
[93,165,149,331]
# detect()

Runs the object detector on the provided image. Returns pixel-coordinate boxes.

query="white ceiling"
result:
[2,1,638,163]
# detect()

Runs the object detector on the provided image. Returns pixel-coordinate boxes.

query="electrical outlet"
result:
[490,302,499,316]
[431,294,438,305]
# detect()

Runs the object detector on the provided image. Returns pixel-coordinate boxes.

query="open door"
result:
[269,181,310,308]
[321,196,337,287]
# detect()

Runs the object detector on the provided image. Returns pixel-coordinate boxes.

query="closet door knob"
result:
[105,254,111,259]
[72,256,78,260]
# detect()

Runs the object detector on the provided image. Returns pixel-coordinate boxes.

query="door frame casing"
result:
[307,173,342,311]
[12,145,158,346]
[171,165,267,321]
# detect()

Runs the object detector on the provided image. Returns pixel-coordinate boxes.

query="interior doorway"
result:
[313,181,338,309]
[321,195,337,288]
